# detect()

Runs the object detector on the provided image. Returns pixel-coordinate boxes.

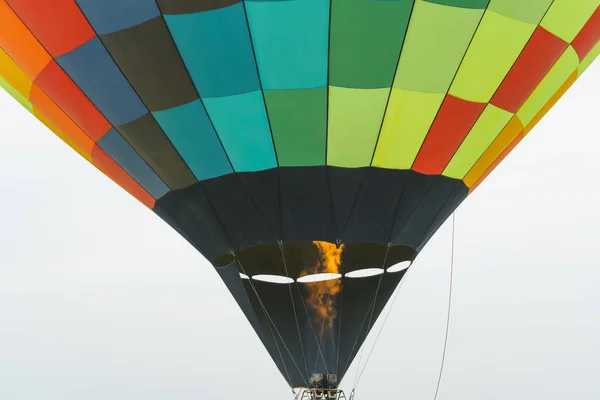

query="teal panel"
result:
[203,91,277,172]
[329,0,414,89]
[245,0,329,90]
[164,3,260,98]
[264,88,327,166]
[153,100,233,180]
[425,0,489,8]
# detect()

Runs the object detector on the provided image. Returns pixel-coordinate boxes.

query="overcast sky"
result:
[1,60,599,400]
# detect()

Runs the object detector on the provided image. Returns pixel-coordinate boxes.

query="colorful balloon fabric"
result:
[1,0,599,388]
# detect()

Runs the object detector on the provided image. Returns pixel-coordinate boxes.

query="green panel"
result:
[265,88,327,166]
[541,0,599,43]
[579,41,600,75]
[425,0,489,8]
[393,0,485,93]
[488,0,553,24]
[0,76,34,113]
[449,10,536,102]
[517,46,580,127]
[327,87,389,167]
[329,0,413,89]
[443,104,513,179]
[372,89,445,169]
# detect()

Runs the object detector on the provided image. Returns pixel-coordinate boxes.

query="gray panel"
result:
[118,114,196,189]
[100,16,198,111]
[158,0,241,14]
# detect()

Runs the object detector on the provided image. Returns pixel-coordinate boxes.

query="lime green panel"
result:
[450,10,537,102]
[327,86,389,167]
[487,0,553,24]
[443,104,513,179]
[579,41,600,75]
[517,46,580,127]
[425,0,489,8]
[541,0,599,43]
[329,0,414,89]
[0,76,34,113]
[372,89,445,169]
[264,88,327,166]
[393,0,484,93]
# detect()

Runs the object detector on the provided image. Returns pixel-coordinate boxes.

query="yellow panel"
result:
[541,0,599,43]
[372,89,445,169]
[449,10,537,103]
[34,108,94,162]
[523,70,578,135]
[0,48,33,99]
[579,41,600,75]
[327,86,389,167]
[517,46,579,127]
[392,0,484,93]
[443,104,513,179]
[464,116,524,187]
[0,76,33,113]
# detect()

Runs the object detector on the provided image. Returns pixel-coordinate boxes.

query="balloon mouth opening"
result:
[387,260,412,273]
[297,273,342,283]
[218,240,415,278]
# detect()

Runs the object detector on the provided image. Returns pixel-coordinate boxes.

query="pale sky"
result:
[1,60,599,400]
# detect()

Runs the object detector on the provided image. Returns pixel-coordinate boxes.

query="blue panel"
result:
[203,91,277,172]
[153,100,233,180]
[164,3,260,98]
[76,0,161,35]
[98,129,169,198]
[56,38,147,126]
[245,0,329,89]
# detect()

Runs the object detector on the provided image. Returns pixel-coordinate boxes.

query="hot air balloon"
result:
[1,0,599,398]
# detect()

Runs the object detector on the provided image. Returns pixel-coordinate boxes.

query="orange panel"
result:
[464,116,524,187]
[92,146,156,209]
[6,0,95,57]
[468,132,524,194]
[0,0,51,79]
[571,6,600,61]
[523,70,578,135]
[30,83,95,156]
[36,111,93,162]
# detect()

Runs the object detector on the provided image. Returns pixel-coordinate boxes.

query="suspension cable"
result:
[353,273,408,386]
[433,212,456,400]
[280,244,310,378]
[237,259,309,387]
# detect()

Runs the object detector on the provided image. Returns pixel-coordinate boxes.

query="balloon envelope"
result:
[1,0,599,388]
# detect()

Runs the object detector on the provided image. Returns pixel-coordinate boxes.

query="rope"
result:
[313,292,332,374]
[335,282,345,376]
[354,273,408,386]
[352,247,389,388]
[236,259,309,387]
[352,273,384,387]
[280,245,310,378]
[433,212,456,400]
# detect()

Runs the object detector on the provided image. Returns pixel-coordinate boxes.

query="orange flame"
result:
[301,241,344,332]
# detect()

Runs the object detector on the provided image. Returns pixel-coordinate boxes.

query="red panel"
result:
[572,6,600,61]
[29,83,95,155]
[491,26,569,113]
[469,132,524,194]
[412,95,486,175]
[35,61,111,141]
[6,0,95,57]
[92,146,156,209]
